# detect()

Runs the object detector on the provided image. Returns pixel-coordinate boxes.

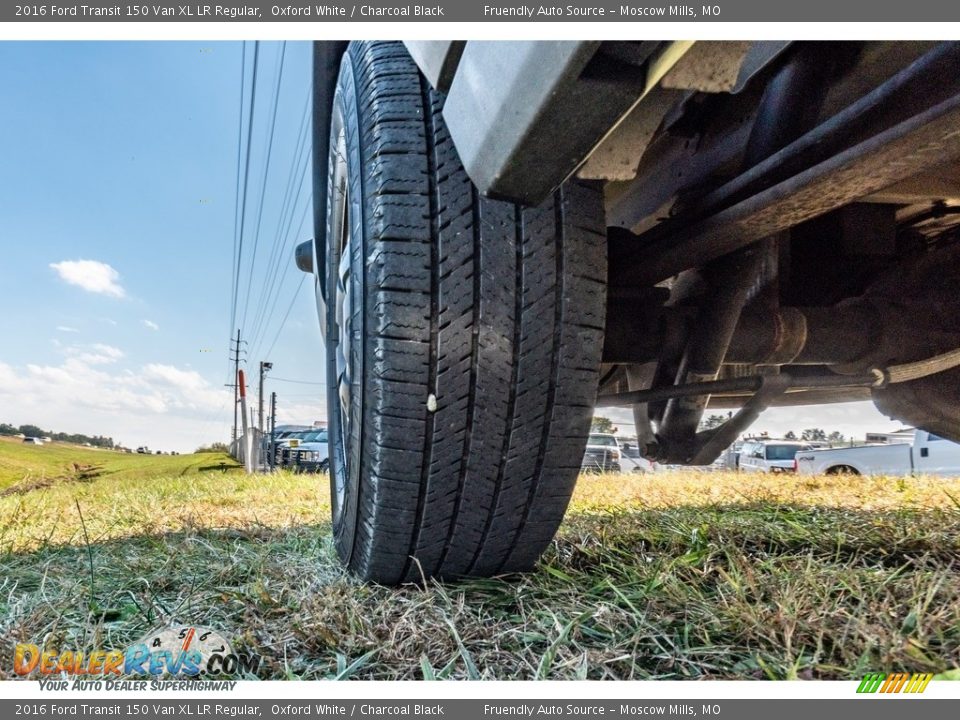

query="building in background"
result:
[865,428,916,444]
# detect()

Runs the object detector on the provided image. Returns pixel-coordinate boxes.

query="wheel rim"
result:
[331,125,352,524]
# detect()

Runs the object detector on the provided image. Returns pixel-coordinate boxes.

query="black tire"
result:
[323,41,607,583]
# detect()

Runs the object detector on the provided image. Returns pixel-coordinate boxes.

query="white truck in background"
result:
[581,433,623,473]
[795,430,960,476]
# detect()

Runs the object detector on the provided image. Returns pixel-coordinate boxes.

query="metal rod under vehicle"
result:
[595,372,880,408]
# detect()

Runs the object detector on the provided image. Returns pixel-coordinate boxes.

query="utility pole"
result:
[226,329,244,442]
[269,391,277,471]
[238,368,251,473]
[258,361,273,434]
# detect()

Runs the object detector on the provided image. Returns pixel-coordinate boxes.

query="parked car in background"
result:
[738,440,811,473]
[136,446,149,454]
[22,437,43,445]
[796,430,960,476]
[289,429,330,474]
[272,424,313,440]
[276,429,329,468]
[581,434,622,473]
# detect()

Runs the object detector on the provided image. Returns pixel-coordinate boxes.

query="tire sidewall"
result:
[326,59,366,567]
[319,42,608,582]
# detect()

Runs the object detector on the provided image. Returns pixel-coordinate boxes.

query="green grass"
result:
[0,436,240,493]
[1,440,958,681]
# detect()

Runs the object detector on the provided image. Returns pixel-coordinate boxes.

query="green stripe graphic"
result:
[857,673,886,693]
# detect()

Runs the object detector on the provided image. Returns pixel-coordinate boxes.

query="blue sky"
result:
[0,41,326,451]
[0,40,899,452]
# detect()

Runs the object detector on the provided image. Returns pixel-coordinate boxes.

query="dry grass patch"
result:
[1,465,958,680]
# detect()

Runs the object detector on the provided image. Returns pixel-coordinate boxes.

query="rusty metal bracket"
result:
[624,91,960,286]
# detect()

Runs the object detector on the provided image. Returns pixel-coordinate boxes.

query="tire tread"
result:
[339,41,606,583]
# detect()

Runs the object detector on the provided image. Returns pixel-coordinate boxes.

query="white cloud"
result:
[0,352,234,452]
[56,326,79,333]
[141,363,210,392]
[0,350,333,452]
[50,260,126,298]
[143,319,159,331]
[276,401,328,428]
[66,343,125,365]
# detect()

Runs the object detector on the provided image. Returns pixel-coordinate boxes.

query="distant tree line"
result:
[591,416,617,434]
[784,428,846,443]
[594,414,851,445]
[694,416,849,443]
[195,442,230,453]
[0,422,115,448]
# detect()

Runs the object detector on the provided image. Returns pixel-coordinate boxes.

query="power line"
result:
[241,41,288,335]
[245,97,310,351]
[227,40,247,374]
[227,329,245,442]
[269,376,325,385]
[243,88,310,350]
[223,44,315,439]
[248,197,311,362]
[231,40,261,355]
[249,167,311,356]
[224,42,308,443]
[248,180,312,360]
[263,275,307,360]
[246,96,312,355]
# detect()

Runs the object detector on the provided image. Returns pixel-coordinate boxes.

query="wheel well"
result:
[825,464,861,475]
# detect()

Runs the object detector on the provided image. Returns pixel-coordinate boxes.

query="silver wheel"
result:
[330,119,352,523]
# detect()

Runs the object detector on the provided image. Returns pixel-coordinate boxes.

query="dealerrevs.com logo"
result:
[14,625,261,688]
